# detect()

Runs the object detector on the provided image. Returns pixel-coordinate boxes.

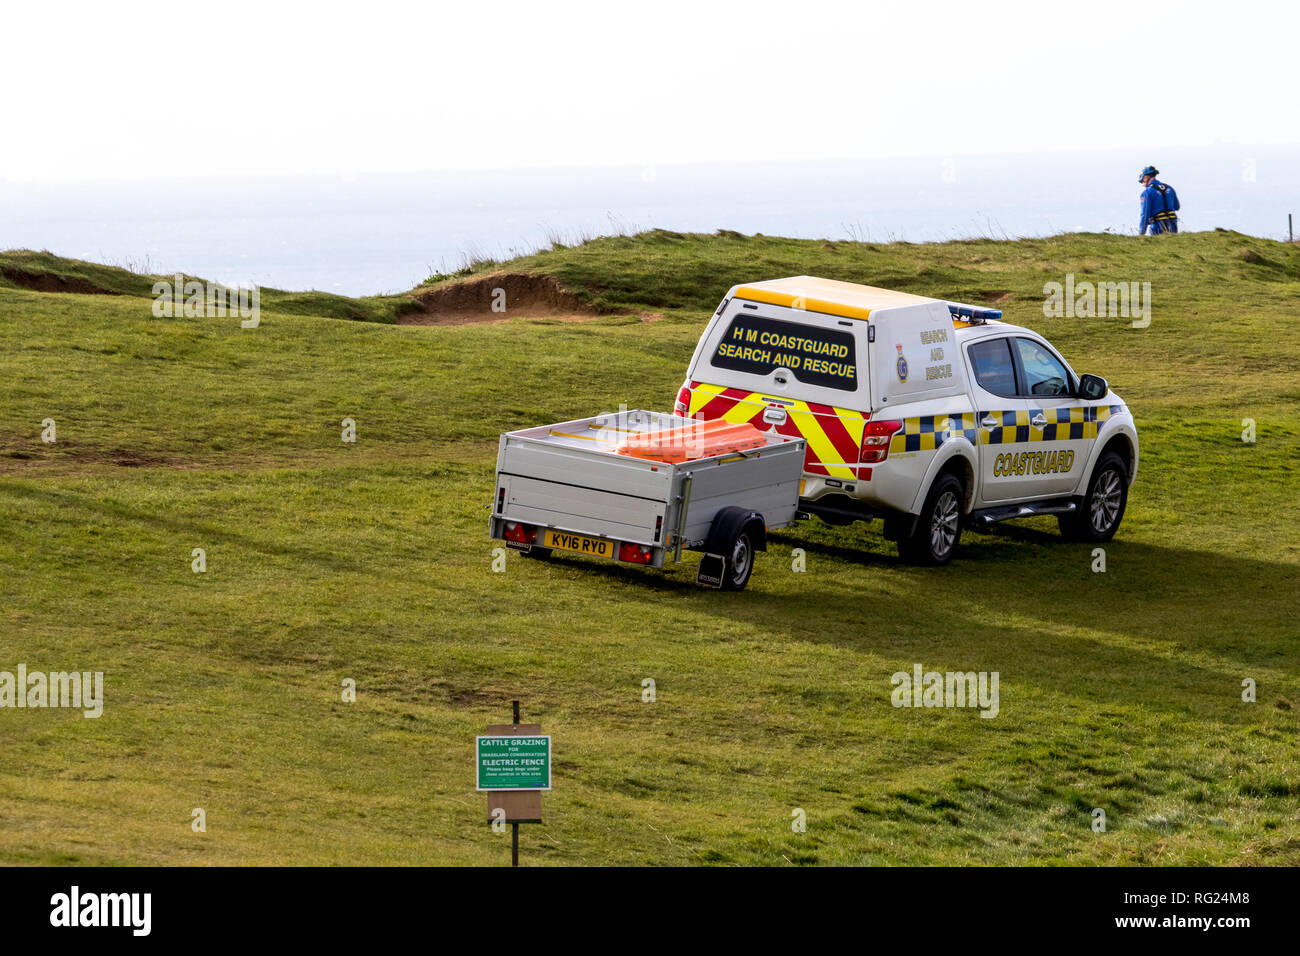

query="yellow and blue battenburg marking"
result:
[891,405,1125,453]
[897,413,980,452]
[981,409,1034,446]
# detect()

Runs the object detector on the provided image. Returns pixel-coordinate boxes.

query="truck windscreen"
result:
[710,313,858,391]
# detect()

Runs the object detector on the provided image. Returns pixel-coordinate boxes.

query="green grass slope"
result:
[1,230,1297,866]
[0,249,415,324]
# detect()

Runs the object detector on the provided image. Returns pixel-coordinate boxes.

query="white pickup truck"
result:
[675,276,1140,564]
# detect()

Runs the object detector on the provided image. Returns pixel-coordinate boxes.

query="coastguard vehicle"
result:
[673,276,1139,564]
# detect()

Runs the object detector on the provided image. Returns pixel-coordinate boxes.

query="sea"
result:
[2,144,1296,298]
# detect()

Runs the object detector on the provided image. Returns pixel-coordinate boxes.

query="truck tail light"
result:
[618,542,653,564]
[503,521,535,545]
[674,382,691,416]
[860,420,904,464]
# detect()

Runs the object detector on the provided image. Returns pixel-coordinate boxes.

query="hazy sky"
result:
[4,0,1295,181]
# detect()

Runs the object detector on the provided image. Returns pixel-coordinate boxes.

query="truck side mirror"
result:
[1077,373,1108,401]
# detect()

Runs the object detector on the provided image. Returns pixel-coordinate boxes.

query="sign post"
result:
[478,699,549,866]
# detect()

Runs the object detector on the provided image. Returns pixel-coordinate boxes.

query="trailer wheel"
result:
[705,507,764,592]
[721,528,755,591]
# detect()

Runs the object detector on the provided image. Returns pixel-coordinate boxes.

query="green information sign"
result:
[476,735,552,791]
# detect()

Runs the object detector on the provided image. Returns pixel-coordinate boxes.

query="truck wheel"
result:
[1059,452,1128,542]
[898,473,963,565]
[720,527,755,591]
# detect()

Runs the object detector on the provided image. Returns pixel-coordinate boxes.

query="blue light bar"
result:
[945,301,1002,323]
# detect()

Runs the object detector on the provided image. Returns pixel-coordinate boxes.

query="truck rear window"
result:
[710,313,858,391]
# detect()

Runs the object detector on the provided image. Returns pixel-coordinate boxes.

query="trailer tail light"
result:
[859,420,904,464]
[503,521,535,545]
[674,382,691,416]
[618,542,653,564]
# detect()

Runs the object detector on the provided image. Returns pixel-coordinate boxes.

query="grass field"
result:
[1,230,1297,865]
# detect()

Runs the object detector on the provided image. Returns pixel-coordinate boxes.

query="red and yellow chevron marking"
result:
[686,382,867,479]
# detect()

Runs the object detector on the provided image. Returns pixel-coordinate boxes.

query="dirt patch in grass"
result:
[100,449,177,469]
[1,267,122,296]
[0,442,179,473]
[399,272,604,325]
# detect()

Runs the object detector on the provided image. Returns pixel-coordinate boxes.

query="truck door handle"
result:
[981,415,998,428]
[1031,414,1047,427]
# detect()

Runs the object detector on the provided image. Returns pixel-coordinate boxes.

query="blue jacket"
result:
[1140,179,1180,234]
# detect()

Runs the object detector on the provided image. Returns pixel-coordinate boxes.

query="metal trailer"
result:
[489,409,807,590]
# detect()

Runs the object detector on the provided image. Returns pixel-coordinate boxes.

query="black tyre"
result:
[719,527,756,591]
[1058,452,1128,542]
[898,473,964,565]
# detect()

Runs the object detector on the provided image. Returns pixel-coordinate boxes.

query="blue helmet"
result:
[1139,165,1159,183]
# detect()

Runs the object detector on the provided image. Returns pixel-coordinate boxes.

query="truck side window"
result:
[1014,337,1072,397]
[967,338,1017,397]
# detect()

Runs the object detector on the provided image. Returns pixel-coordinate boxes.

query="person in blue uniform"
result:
[1138,165,1179,235]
